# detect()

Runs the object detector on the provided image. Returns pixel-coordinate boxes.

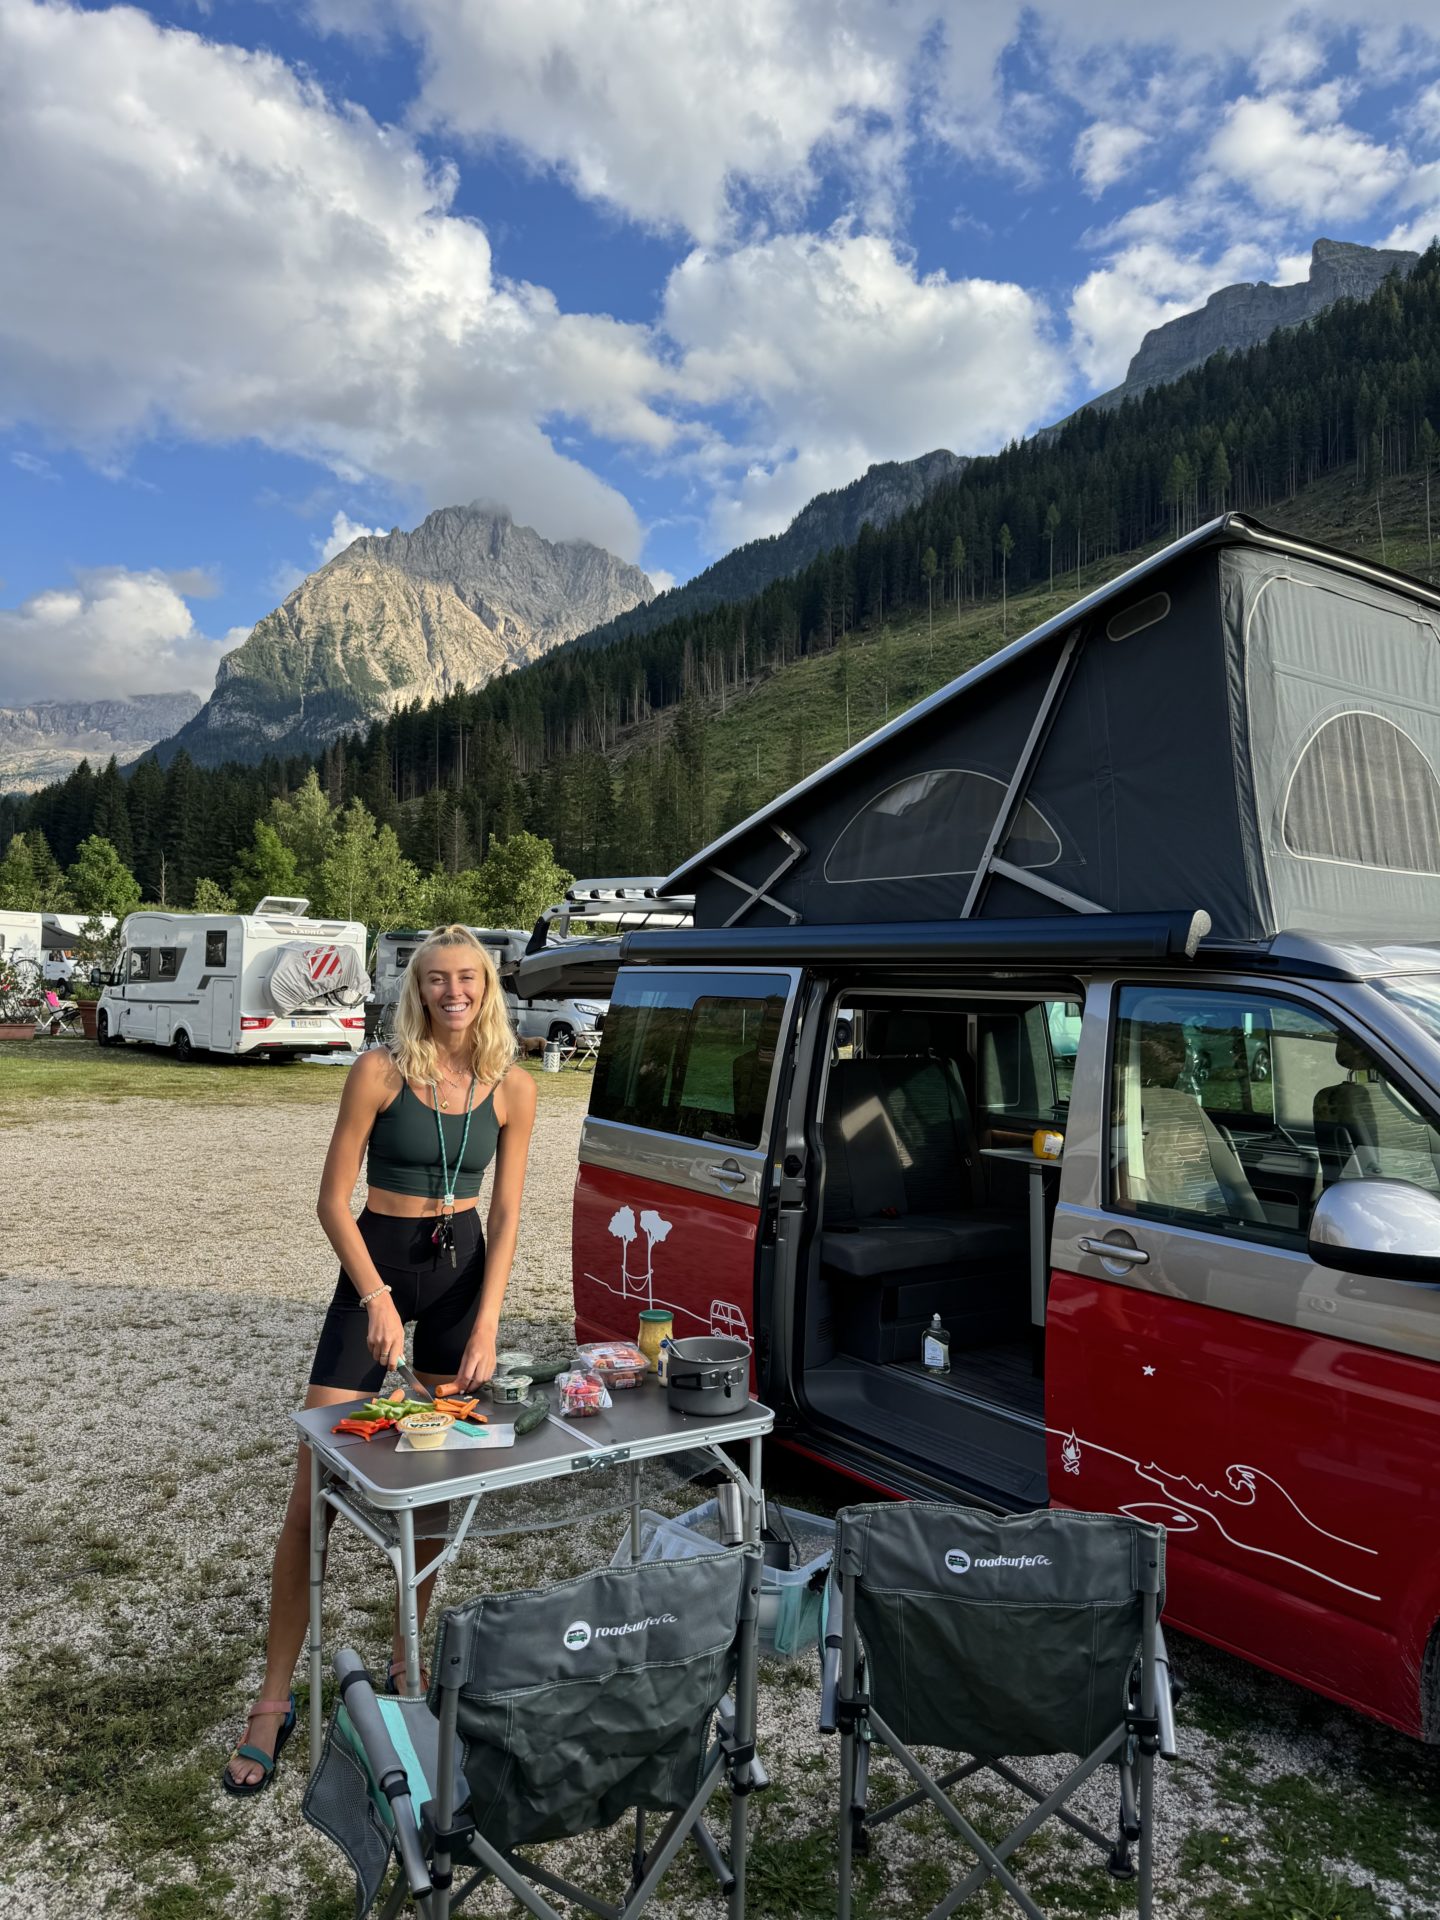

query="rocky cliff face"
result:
[574,449,968,650]
[0,691,202,793]
[161,506,653,766]
[1087,239,1420,413]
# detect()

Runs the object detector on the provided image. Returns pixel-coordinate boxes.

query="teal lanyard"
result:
[430,1075,476,1212]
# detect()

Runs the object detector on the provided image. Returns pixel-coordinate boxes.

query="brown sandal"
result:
[221,1694,296,1796]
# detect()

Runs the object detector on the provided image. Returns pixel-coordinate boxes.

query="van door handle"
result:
[1077,1237,1149,1266]
[706,1161,747,1188]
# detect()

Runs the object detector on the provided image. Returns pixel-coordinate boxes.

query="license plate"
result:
[289,1017,322,1028]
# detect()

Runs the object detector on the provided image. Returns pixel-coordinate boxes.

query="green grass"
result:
[0,1040,595,1121]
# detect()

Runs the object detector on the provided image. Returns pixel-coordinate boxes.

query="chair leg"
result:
[837,1720,856,1920]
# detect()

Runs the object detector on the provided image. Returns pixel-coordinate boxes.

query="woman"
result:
[222,924,537,1794]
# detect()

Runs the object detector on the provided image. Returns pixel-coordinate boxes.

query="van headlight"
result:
[575,1003,605,1020]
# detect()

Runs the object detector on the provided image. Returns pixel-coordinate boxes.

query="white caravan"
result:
[368,926,607,1050]
[0,910,43,969]
[97,896,369,1060]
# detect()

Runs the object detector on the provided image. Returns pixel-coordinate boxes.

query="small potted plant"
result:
[0,955,42,1041]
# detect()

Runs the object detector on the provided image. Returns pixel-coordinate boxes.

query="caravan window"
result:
[592,970,790,1147]
[1110,985,1440,1244]
[126,949,152,984]
[824,769,1061,883]
[205,930,228,968]
[156,949,179,981]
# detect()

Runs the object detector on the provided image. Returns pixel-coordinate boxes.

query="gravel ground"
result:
[3,1068,1437,1919]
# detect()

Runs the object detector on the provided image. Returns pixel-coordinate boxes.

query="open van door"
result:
[570,967,802,1349]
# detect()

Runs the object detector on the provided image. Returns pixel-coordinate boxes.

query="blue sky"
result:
[3,0,1440,705]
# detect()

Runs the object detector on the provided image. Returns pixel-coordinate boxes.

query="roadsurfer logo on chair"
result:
[946,1549,1052,1575]
[563,1612,678,1651]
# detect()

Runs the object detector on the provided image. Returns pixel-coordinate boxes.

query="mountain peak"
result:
[160,507,653,766]
[1087,237,1420,414]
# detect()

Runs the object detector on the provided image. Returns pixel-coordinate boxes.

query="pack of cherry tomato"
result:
[573,1340,649,1389]
[555,1370,612,1417]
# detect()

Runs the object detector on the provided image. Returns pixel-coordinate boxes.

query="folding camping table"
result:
[293,1385,774,1769]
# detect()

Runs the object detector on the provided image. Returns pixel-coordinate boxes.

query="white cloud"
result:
[1411,79,1440,146]
[338,0,922,245]
[647,569,678,595]
[1208,92,1408,223]
[1252,31,1327,88]
[0,1,676,558]
[662,229,1068,549]
[0,568,239,704]
[1074,122,1151,196]
[317,511,387,565]
[11,450,58,482]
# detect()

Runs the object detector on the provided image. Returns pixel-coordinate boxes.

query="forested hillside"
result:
[6,246,1440,922]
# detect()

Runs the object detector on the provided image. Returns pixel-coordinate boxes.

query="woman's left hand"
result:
[443,1325,497,1394]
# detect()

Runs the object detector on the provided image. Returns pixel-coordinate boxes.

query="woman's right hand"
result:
[365,1296,405,1370]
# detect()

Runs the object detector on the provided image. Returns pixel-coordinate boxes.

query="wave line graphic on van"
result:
[1047,1426,1383,1603]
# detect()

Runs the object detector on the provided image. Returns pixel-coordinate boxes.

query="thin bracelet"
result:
[356,1282,392,1306]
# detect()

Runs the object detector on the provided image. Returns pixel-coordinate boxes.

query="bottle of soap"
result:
[923,1312,951,1375]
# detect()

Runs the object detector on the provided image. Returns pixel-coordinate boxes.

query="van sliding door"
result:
[572,968,801,1351]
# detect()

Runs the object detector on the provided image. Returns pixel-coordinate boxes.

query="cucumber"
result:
[526,1358,569,1384]
[513,1393,550,1437]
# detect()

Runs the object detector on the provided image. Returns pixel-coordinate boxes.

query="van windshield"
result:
[1375,974,1440,1046]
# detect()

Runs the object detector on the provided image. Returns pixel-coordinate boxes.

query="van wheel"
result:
[96,1010,115,1047]
[173,1030,194,1064]
[549,1021,576,1050]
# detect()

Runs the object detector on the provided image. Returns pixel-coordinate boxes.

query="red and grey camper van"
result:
[520,516,1440,1740]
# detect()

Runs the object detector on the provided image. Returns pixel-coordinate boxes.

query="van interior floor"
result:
[895,1335,1042,1421]
[802,1348,1048,1506]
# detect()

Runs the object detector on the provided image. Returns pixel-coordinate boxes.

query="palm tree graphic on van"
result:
[608,1205,673,1303]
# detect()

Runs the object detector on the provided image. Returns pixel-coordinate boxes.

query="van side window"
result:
[592,971,790,1147]
[1110,986,1440,1245]
[205,930,228,968]
[977,1000,1079,1123]
[126,950,152,984]
[156,949,179,981]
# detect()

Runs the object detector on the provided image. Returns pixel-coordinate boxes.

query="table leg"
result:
[729,1437,764,1919]
[308,1449,325,1769]
[397,1508,423,1697]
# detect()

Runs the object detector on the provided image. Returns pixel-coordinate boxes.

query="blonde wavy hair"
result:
[390,925,517,1088]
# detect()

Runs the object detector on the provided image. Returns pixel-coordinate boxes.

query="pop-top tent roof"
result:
[662,515,1440,945]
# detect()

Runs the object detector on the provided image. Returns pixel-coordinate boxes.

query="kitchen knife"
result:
[395,1361,433,1402]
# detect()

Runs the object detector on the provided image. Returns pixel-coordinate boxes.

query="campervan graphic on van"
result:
[521,515,1440,1742]
[96,897,368,1058]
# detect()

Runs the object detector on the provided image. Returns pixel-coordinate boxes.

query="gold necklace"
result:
[435,1060,471,1110]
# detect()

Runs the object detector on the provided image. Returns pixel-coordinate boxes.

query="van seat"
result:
[821,1057,1027,1277]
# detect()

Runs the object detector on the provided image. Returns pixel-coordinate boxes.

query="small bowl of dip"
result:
[398,1411,455,1451]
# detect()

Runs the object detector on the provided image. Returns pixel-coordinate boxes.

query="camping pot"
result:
[665,1336,751,1418]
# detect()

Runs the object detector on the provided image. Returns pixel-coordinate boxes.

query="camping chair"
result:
[820,1503,1175,1920]
[304,1545,766,1920]
[39,988,81,1037]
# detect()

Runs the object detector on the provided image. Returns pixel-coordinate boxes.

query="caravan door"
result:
[572,968,801,1350]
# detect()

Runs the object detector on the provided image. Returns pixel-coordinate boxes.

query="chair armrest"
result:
[332,1648,433,1897]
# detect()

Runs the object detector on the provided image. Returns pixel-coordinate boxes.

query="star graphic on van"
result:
[1142,1365,1156,1377]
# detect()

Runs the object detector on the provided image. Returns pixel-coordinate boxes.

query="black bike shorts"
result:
[309,1206,486,1392]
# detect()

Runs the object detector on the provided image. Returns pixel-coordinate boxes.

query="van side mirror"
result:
[1308,1179,1440,1285]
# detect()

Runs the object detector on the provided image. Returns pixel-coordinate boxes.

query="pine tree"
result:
[998,523,1014,636]
[0,834,39,910]
[1043,502,1060,594]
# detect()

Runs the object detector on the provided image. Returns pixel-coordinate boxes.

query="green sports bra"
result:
[367,1079,500,1200]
